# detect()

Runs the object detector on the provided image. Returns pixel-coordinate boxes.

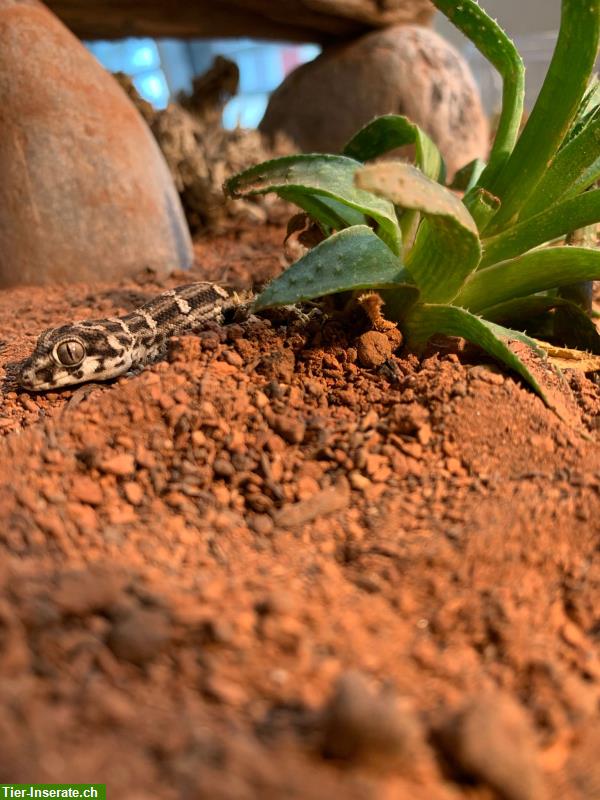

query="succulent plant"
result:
[225,0,600,417]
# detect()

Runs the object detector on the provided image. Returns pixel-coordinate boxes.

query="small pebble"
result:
[123,481,144,506]
[249,513,275,535]
[107,608,171,666]
[270,414,306,445]
[320,670,422,770]
[99,453,135,477]
[71,475,103,506]
[213,458,235,478]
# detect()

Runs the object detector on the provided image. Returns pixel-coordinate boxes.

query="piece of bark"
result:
[45,0,435,42]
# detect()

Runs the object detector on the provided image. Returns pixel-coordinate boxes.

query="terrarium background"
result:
[86,0,563,128]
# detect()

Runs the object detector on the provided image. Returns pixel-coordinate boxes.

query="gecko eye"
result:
[53,339,86,367]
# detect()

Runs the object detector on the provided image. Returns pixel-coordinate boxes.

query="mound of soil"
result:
[1,223,599,799]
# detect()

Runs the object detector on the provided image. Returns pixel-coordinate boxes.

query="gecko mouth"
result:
[18,370,48,391]
[17,357,60,391]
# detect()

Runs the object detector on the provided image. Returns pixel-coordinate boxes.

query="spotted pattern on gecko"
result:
[18,283,248,391]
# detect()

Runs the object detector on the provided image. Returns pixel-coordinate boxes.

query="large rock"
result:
[44,0,435,42]
[0,0,192,287]
[260,25,489,178]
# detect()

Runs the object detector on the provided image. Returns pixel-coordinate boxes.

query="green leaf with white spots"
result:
[253,225,410,311]
[355,162,481,302]
[342,114,445,181]
[224,154,402,255]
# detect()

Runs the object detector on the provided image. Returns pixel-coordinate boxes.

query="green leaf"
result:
[553,300,600,353]
[518,115,600,220]
[342,114,445,181]
[224,154,402,255]
[355,162,481,302]
[253,225,410,311]
[568,162,600,202]
[480,188,600,267]
[379,286,421,322]
[343,116,446,252]
[463,186,502,231]
[279,189,366,232]
[562,74,600,147]
[485,0,600,233]
[403,303,574,419]
[480,295,600,354]
[431,0,524,191]
[456,246,600,311]
[451,159,487,193]
[480,295,574,324]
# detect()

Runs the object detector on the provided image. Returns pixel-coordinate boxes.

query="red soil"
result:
[0,223,599,800]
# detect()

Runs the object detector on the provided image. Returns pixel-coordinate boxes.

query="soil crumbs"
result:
[1,223,600,800]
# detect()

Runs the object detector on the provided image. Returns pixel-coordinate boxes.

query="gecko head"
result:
[18,320,135,391]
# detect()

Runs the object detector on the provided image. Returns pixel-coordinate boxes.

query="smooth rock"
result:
[437,692,546,800]
[320,670,423,770]
[0,0,192,287]
[260,25,489,178]
[107,608,172,666]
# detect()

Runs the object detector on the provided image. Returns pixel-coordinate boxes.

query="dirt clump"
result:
[0,222,599,798]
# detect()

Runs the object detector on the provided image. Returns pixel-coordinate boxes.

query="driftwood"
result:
[44,0,435,42]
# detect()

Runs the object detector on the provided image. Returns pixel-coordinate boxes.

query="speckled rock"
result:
[0,0,192,287]
[260,24,489,178]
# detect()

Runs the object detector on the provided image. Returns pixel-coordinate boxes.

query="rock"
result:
[437,693,546,800]
[260,25,489,178]
[248,513,275,535]
[349,470,371,491]
[269,414,307,444]
[0,0,192,287]
[203,674,248,706]
[107,608,172,666]
[70,475,103,506]
[273,480,350,528]
[99,453,136,477]
[123,481,144,506]
[320,670,422,770]
[390,402,430,434]
[213,458,235,479]
[45,0,435,43]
